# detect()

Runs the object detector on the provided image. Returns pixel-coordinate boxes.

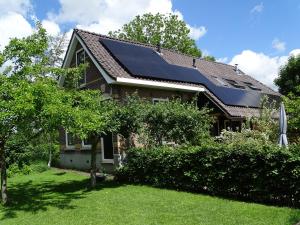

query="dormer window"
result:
[243,82,261,91]
[213,76,228,86]
[224,79,245,89]
[76,49,86,86]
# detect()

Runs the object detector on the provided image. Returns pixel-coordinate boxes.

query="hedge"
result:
[116,144,300,207]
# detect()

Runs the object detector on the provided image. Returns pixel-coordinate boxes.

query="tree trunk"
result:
[90,135,100,188]
[0,142,8,205]
[47,148,52,167]
[47,136,53,168]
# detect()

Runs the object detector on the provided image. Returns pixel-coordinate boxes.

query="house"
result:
[58,29,280,172]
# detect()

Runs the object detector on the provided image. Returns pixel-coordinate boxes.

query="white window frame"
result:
[75,48,86,87]
[65,131,75,150]
[81,139,92,150]
[101,136,114,164]
[152,98,169,104]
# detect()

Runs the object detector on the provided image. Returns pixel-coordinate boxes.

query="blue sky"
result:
[173,0,300,59]
[0,0,299,89]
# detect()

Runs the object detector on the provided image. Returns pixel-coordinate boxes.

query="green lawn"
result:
[0,169,299,225]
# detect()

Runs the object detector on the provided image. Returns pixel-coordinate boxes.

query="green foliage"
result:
[218,96,279,145]
[141,99,212,146]
[63,90,119,140]
[113,94,147,139]
[7,161,48,178]
[203,55,216,62]
[275,55,300,95]
[0,21,101,202]
[116,143,300,207]
[109,13,202,57]
[284,86,300,139]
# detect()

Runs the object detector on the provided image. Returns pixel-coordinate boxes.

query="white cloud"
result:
[187,25,207,40]
[272,38,286,52]
[0,12,33,51]
[250,2,264,14]
[51,0,206,40]
[42,20,61,36]
[0,0,32,15]
[51,0,173,28]
[290,49,300,57]
[217,57,228,63]
[229,49,299,90]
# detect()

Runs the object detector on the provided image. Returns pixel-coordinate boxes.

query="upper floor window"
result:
[76,49,86,86]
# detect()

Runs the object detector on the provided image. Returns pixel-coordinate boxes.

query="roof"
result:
[71,29,279,118]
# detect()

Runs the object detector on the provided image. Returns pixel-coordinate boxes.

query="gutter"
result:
[114,77,205,92]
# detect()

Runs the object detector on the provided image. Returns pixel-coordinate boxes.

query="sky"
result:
[0,0,299,90]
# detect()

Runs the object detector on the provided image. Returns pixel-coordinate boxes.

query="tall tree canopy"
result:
[275,55,300,95]
[0,23,115,204]
[109,13,202,57]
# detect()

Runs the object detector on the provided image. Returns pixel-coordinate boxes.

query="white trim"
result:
[59,32,115,87]
[75,48,87,87]
[81,139,92,150]
[101,137,114,164]
[75,33,115,84]
[152,97,169,104]
[65,131,75,150]
[59,33,77,86]
[115,77,205,92]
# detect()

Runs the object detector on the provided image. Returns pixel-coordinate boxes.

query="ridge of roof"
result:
[74,29,238,69]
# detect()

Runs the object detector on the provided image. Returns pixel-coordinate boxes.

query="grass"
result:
[0,169,300,225]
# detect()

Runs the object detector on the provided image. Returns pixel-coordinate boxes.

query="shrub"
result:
[7,161,49,177]
[141,99,212,146]
[116,144,300,207]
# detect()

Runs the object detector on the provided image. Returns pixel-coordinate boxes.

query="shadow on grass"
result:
[1,173,123,220]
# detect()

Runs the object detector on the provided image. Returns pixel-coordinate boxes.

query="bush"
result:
[7,161,49,177]
[141,99,212,146]
[116,144,300,207]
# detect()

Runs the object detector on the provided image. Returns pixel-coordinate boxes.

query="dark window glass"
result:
[67,132,76,146]
[102,133,113,159]
[83,136,93,146]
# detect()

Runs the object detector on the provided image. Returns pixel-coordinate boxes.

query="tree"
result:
[0,22,86,204]
[284,86,300,140]
[275,55,300,95]
[62,90,118,187]
[113,94,146,149]
[109,13,202,57]
[203,55,216,62]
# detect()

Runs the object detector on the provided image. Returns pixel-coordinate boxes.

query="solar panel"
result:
[100,38,272,108]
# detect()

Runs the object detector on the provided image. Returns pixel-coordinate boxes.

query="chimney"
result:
[234,64,240,75]
[193,58,196,68]
[156,43,161,53]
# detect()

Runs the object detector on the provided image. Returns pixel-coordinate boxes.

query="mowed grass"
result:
[0,169,299,225]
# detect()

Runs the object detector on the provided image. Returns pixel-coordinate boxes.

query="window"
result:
[152,98,169,104]
[243,82,261,91]
[81,136,92,150]
[76,49,86,86]
[224,79,245,89]
[213,76,228,86]
[65,131,76,149]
